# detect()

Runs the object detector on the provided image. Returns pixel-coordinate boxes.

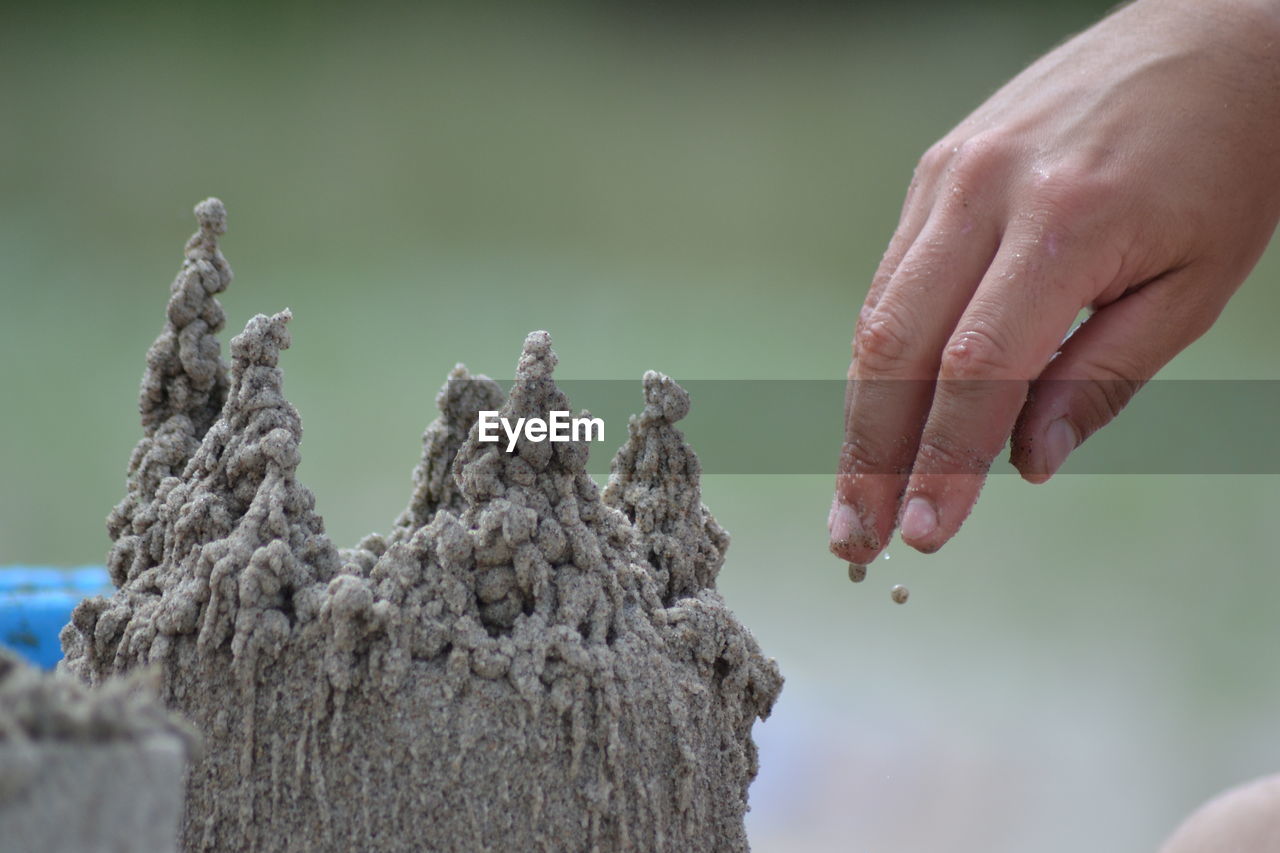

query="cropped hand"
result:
[831,0,1280,564]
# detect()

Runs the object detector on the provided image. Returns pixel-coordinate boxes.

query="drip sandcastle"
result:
[59,199,782,852]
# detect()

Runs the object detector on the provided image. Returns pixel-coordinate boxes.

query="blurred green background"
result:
[4,2,1280,850]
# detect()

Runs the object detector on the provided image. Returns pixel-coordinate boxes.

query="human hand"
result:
[830,0,1280,565]
[1158,773,1280,852]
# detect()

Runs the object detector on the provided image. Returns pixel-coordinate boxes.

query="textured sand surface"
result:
[1,648,194,853]
[61,199,781,852]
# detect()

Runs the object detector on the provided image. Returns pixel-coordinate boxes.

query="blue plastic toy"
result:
[0,566,112,669]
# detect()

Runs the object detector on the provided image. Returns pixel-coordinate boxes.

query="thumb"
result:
[1011,266,1225,482]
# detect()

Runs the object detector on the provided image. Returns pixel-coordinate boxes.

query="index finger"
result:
[831,206,1000,564]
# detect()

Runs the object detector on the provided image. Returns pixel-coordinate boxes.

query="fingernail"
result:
[1042,417,1078,478]
[829,501,862,545]
[900,496,937,543]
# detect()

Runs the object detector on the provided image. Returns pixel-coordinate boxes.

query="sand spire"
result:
[389,364,506,540]
[604,371,730,604]
[105,198,234,588]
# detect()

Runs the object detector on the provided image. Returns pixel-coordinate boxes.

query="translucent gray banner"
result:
[467,379,1280,475]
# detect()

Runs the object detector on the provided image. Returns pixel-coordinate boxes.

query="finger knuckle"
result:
[839,434,898,476]
[851,303,876,359]
[854,309,917,376]
[915,433,992,476]
[1026,164,1108,224]
[1171,291,1225,346]
[916,139,955,177]
[856,300,877,331]
[1074,360,1146,429]
[940,326,1014,381]
[947,131,1015,185]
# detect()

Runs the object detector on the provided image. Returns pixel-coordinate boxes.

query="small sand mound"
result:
[2,648,196,852]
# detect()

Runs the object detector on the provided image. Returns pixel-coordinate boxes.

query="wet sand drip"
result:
[60,199,782,852]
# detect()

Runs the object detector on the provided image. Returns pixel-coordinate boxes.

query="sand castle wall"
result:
[0,648,195,853]
[60,199,781,852]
